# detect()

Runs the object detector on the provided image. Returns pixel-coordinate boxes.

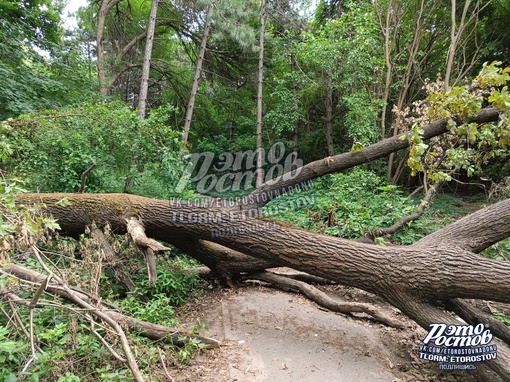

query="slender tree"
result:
[444,0,485,89]
[325,70,334,156]
[256,0,266,187]
[96,0,123,95]
[182,1,215,146]
[137,0,159,120]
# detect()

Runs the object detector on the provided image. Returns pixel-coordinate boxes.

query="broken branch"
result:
[244,271,406,329]
[125,216,172,285]
[79,163,97,193]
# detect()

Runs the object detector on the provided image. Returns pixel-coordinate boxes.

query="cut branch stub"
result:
[125,216,171,285]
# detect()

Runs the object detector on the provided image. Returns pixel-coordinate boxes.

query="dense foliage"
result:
[1,0,510,380]
[1,102,185,196]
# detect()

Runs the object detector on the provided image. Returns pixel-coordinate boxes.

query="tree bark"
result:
[182,2,214,146]
[14,192,510,379]
[243,107,502,208]
[137,0,159,120]
[291,53,299,153]
[256,0,266,187]
[15,192,510,305]
[96,0,123,95]
[325,70,334,156]
[10,106,510,380]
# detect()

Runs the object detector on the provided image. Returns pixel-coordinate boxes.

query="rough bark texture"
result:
[14,190,510,380]
[137,0,159,120]
[15,193,510,304]
[10,107,510,380]
[256,0,266,187]
[96,0,123,95]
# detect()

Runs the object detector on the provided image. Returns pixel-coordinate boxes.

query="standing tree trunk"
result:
[444,0,478,90]
[137,0,159,120]
[182,2,215,146]
[375,0,396,144]
[96,0,123,95]
[325,70,334,157]
[291,53,299,153]
[256,0,266,187]
[387,0,428,183]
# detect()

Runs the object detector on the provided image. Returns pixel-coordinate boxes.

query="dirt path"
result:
[216,289,396,381]
[172,286,476,382]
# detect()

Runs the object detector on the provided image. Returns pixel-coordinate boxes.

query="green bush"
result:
[1,102,185,198]
[265,168,416,240]
[264,168,489,245]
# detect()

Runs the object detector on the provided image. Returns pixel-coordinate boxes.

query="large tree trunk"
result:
[11,107,510,380]
[15,191,510,379]
[17,192,510,302]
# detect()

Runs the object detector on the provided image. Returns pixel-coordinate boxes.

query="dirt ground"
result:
[167,279,480,382]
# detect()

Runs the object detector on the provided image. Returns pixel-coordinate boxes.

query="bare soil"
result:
[166,281,479,382]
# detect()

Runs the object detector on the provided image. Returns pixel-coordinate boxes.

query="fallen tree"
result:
[4,107,510,381]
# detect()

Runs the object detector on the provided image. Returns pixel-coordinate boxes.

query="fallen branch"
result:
[243,271,406,329]
[243,107,502,208]
[90,227,149,302]
[158,347,174,381]
[2,262,221,348]
[30,246,145,382]
[446,298,510,347]
[359,183,440,242]
[79,163,97,193]
[269,269,336,285]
